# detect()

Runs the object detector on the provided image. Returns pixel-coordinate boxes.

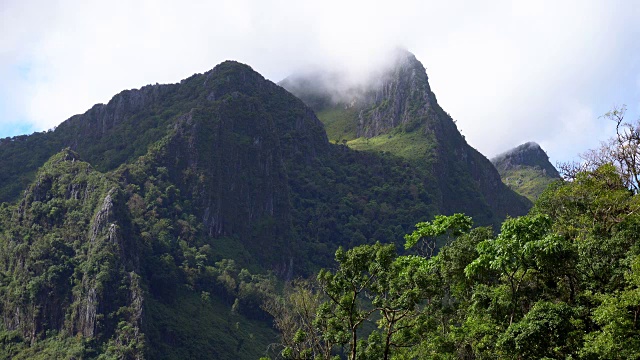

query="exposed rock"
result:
[90,188,115,243]
[492,141,560,178]
[356,51,434,138]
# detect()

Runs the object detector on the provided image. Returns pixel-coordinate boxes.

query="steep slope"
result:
[0,149,145,358]
[0,61,328,203]
[0,147,280,359]
[281,50,531,224]
[491,142,561,201]
[0,60,331,266]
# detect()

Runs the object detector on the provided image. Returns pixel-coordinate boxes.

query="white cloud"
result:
[542,101,616,166]
[1,0,639,162]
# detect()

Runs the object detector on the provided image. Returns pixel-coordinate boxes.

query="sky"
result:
[2,0,640,165]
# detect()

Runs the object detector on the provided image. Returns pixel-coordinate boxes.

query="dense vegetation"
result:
[266,162,640,359]
[264,110,640,359]
[0,147,281,359]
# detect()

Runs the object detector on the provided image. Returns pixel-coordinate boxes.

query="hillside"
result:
[491,142,561,201]
[281,49,531,223]
[0,56,531,358]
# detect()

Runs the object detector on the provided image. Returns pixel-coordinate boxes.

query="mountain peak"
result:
[492,142,559,178]
[389,48,424,72]
[205,60,259,78]
[491,142,560,201]
[281,49,436,139]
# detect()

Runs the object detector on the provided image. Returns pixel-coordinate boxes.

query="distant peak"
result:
[492,142,560,178]
[203,60,263,81]
[211,60,255,72]
[521,141,541,150]
[493,142,544,159]
[280,49,438,138]
[390,48,419,65]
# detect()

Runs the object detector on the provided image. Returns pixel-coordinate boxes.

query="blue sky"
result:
[1,0,640,165]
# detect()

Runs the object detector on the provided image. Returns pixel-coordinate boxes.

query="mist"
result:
[279,47,414,109]
[2,0,639,164]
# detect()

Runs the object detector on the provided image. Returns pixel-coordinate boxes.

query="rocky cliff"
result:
[492,142,560,177]
[0,149,144,354]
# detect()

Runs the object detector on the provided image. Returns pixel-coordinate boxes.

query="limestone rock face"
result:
[355,52,434,138]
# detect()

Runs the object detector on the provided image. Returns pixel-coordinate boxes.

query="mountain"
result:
[0,54,531,358]
[281,49,531,224]
[0,61,330,359]
[491,142,561,201]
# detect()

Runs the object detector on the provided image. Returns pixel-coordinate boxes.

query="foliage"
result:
[270,218,465,360]
[559,105,640,193]
[497,300,579,359]
[346,130,437,161]
[262,280,334,360]
[316,105,359,142]
[404,213,472,256]
[581,255,640,359]
[498,167,560,201]
[273,163,640,359]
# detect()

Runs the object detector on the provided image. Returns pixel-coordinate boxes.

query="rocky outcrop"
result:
[492,142,560,178]
[491,142,561,201]
[356,52,435,137]
[1,151,142,353]
[123,61,331,266]
[66,83,175,137]
[166,96,293,254]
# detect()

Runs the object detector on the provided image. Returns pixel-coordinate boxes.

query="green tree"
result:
[582,255,640,359]
[404,213,472,258]
[368,255,434,360]
[316,243,395,360]
[465,214,570,325]
[262,280,334,360]
[497,300,579,359]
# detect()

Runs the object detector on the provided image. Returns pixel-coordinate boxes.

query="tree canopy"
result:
[267,161,640,359]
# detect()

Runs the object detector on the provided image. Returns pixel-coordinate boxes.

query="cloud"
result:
[1,0,639,163]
